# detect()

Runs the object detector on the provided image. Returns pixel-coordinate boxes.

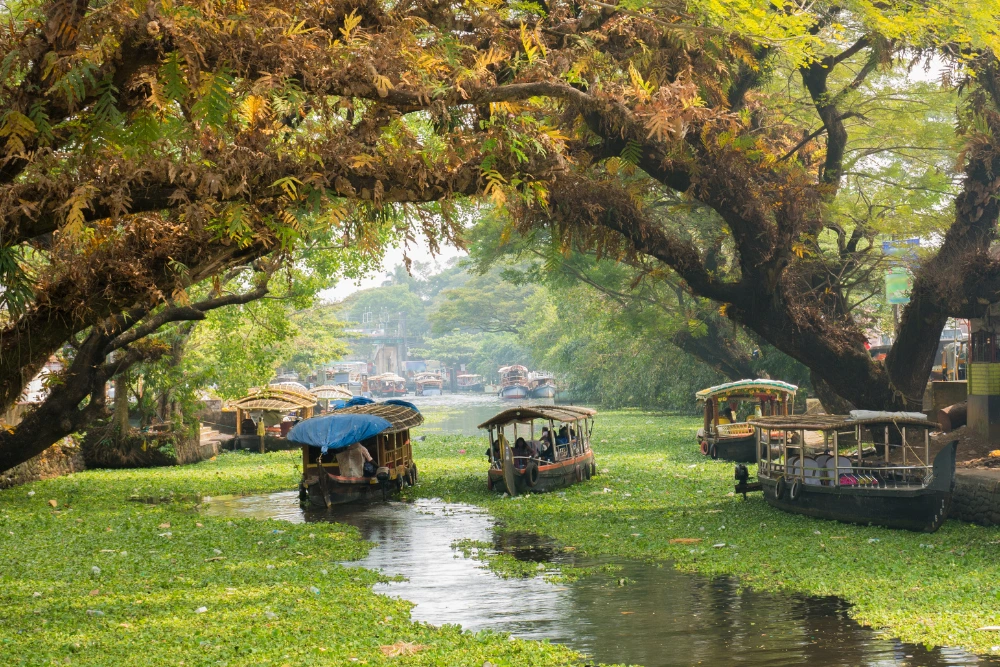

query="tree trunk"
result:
[113,375,130,437]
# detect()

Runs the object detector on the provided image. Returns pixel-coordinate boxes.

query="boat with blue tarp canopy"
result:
[296,402,423,508]
[288,414,392,452]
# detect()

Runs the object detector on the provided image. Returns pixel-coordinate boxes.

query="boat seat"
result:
[802,457,823,486]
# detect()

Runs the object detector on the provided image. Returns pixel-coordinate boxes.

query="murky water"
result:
[403,393,556,436]
[205,493,999,666]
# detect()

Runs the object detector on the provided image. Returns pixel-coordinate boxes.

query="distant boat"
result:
[528,371,557,399]
[498,365,530,399]
[457,374,485,393]
[414,372,444,396]
[369,373,408,397]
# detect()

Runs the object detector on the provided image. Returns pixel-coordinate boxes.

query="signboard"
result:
[885,267,913,305]
[883,239,919,305]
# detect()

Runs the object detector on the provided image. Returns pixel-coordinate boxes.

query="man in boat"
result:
[512,437,532,469]
[719,404,736,423]
[538,427,555,462]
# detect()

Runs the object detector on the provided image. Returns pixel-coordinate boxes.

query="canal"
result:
[206,395,998,666]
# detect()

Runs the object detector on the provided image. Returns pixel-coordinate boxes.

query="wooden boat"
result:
[230,387,318,453]
[528,371,557,399]
[457,373,485,393]
[414,372,443,396]
[480,405,597,495]
[735,413,956,532]
[498,365,530,399]
[696,379,798,462]
[292,402,423,508]
[369,373,408,397]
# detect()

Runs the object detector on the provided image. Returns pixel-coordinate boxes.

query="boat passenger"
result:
[538,428,555,462]
[719,405,735,423]
[513,437,532,469]
[555,426,570,445]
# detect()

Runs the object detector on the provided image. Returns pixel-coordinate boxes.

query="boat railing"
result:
[715,423,755,438]
[761,459,932,489]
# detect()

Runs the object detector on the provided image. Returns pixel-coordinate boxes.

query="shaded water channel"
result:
[205,493,999,666]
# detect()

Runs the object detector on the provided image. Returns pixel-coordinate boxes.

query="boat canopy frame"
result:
[752,414,940,491]
[696,379,798,403]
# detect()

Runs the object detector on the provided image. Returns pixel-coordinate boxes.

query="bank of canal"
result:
[206,491,999,666]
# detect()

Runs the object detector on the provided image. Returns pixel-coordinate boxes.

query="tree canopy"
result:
[4,0,1000,470]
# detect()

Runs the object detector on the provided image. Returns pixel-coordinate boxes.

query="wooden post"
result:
[236,408,242,435]
[833,430,839,486]
[885,425,890,464]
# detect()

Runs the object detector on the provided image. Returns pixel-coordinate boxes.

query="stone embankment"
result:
[951,469,1000,526]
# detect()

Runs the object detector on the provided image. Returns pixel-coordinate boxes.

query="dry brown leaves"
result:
[379,641,428,657]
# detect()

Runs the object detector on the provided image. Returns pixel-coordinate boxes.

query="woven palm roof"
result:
[335,402,424,432]
[270,381,309,393]
[751,414,938,431]
[231,387,316,411]
[478,405,597,429]
[696,379,798,401]
[311,384,354,400]
[371,373,406,382]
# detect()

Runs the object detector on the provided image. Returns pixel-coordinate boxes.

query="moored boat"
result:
[291,402,422,508]
[369,373,408,397]
[528,371,557,398]
[735,412,956,532]
[480,405,597,495]
[498,365,530,399]
[414,372,443,396]
[457,373,485,393]
[696,379,798,462]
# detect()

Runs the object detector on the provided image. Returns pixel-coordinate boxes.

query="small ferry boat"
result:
[498,365,530,399]
[414,372,443,396]
[528,371,557,399]
[369,373,408,397]
[696,379,798,462]
[480,405,597,495]
[735,412,956,532]
[291,401,422,508]
[457,373,485,393]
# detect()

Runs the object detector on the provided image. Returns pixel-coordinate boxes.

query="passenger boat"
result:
[696,379,798,462]
[414,372,443,396]
[528,371,557,399]
[369,373,408,397]
[291,401,422,508]
[498,365,530,399]
[457,373,485,393]
[480,405,597,495]
[734,412,957,532]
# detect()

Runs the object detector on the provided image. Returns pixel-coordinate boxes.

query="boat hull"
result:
[303,467,410,507]
[488,452,595,494]
[701,435,757,463]
[416,387,442,396]
[530,384,557,399]
[499,385,529,399]
[458,383,485,393]
[760,477,952,532]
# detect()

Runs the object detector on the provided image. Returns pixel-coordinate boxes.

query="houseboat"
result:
[369,373,408,397]
[414,372,444,396]
[457,373,485,392]
[734,412,956,532]
[480,405,597,495]
[696,379,798,462]
[528,371,557,399]
[498,365,530,399]
[291,402,422,508]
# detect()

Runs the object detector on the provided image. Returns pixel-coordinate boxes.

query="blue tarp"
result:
[384,399,420,412]
[345,396,375,407]
[328,399,348,410]
[287,414,391,452]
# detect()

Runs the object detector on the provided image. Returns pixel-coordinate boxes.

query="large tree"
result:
[2,0,999,472]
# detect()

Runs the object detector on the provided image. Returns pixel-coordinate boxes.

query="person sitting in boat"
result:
[719,404,736,423]
[538,428,555,462]
[555,426,570,445]
[512,437,532,469]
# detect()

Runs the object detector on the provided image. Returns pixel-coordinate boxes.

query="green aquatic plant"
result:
[408,412,1000,656]
[0,452,582,666]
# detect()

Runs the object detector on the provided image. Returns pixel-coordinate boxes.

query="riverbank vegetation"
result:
[409,413,1000,656]
[0,452,581,666]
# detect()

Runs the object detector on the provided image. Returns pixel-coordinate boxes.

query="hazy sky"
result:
[320,237,468,303]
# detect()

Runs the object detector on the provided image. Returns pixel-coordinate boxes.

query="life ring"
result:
[789,479,802,501]
[409,463,418,485]
[775,476,787,500]
[591,462,597,478]
[575,465,584,482]
[583,464,591,481]
[709,444,719,460]
[525,460,540,487]
[487,474,494,491]
[700,440,709,455]
[298,483,309,502]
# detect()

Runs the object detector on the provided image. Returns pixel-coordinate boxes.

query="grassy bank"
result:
[0,452,580,666]
[408,411,1000,656]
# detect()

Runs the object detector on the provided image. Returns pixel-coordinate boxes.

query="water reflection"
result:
[204,493,998,667]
